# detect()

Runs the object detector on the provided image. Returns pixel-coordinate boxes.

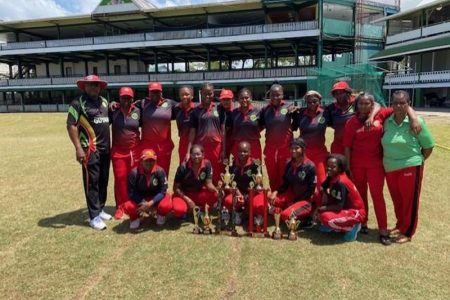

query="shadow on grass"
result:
[112,214,188,235]
[297,226,382,245]
[37,206,114,229]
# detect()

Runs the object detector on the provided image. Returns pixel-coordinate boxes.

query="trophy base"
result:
[248,231,270,238]
[216,228,240,237]
[203,227,213,235]
[193,226,203,234]
[288,232,298,241]
[272,231,282,240]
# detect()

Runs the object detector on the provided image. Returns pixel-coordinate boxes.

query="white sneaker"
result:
[129,219,140,230]
[99,210,112,221]
[89,216,107,230]
[156,214,166,226]
[234,212,242,225]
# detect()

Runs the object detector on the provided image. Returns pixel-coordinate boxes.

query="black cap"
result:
[290,138,306,149]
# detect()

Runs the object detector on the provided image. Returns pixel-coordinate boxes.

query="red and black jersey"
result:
[293,107,328,151]
[277,158,316,201]
[110,103,140,151]
[229,157,259,194]
[324,100,356,151]
[174,159,213,193]
[229,105,261,142]
[190,103,226,144]
[173,102,196,141]
[138,98,176,144]
[259,101,294,147]
[321,173,364,210]
[343,107,393,169]
[67,94,110,153]
[128,164,168,204]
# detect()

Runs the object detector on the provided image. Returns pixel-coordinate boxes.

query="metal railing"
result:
[384,70,450,84]
[0,21,319,51]
[386,21,450,45]
[0,67,311,88]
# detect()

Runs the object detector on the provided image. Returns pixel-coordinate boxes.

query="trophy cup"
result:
[285,211,300,241]
[252,160,264,191]
[220,157,235,189]
[272,207,282,240]
[201,204,213,234]
[192,206,203,234]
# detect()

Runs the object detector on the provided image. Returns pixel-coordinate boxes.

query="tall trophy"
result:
[247,163,270,238]
[220,155,235,189]
[285,210,300,240]
[229,181,239,237]
[215,181,225,234]
[192,206,203,234]
[272,207,282,240]
[201,204,213,234]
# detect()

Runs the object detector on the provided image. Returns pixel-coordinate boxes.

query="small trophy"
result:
[229,181,239,237]
[215,181,225,234]
[220,156,235,189]
[192,206,203,234]
[252,160,263,191]
[285,211,300,241]
[221,206,230,227]
[272,207,282,240]
[201,204,213,234]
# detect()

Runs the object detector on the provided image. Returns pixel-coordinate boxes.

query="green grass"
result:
[0,113,449,299]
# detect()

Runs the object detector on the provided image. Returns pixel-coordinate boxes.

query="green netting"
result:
[307,62,386,106]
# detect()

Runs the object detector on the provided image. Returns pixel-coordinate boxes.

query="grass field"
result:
[0,113,449,299]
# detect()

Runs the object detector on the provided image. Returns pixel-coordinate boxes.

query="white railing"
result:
[102,74,148,83]
[384,70,450,85]
[386,28,421,44]
[384,73,419,84]
[0,21,319,51]
[8,78,52,86]
[420,70,450,82]
[52,77,79,85]
[422,22,450,37]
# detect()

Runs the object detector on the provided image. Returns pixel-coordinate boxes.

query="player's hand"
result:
[109,101,120,111]
[410,118,422,135]
[76,148,86,164]
[364,117,373,130]
[184,153,190,163]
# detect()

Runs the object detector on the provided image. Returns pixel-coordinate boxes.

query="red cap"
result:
[141,149,157,161]
[219,89,234,100]
[331,81,352,93]
[119,87,134,98]
[148,82,162,92]
[76,75,107,90]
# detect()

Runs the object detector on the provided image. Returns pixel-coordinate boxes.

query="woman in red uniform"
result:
[174,85,196,164]
[122,149,172,230]
[317,154,366,242]
[343,92,421,245]
[293,90,328,190]
[229,88,262,161]
[259,84,295,190]
[218,89,235,159]
[172,144,219,217]
[186,82,226,183]
[139,82,176,175]
[110,87,140,220]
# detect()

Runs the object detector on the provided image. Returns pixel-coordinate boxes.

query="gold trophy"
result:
[285,211,300,240]
[272,207,282,240]
[252,159,263,190]
[193,206,202,234]
[201,204,213,234]
[220,155,235,189]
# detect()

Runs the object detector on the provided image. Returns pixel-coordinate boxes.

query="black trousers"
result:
[82,151,110,219]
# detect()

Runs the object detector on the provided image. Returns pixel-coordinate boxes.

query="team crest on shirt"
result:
[131,112,139,120]
[373,120,381,127]
[318,116,326,124]
[199,172,206,180]
[280,108,288,115]
[298,171,306,180]
[161,102,168,108]
[152,178,159,186]
[250,114,257,122]
[213,109,219,117]
[246,169,253,177]
[330,189,342,200]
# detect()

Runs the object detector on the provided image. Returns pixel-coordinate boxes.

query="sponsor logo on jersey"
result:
[93,117,109,124]
[199,172,206,180]
[280,108,288,115]
[246,169,253,177]
[250,114,257,122]
[131,112,139,120]
[161,102,168,108]
[152,178,159,186]
[318,116,326,124]
[298,171,306,180]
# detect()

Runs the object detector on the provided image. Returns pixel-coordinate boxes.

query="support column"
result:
[84,60,89,76]
[207,46,211,71]
[154,50,158,73]
[317,0,323,68]
[105,53,110,75]
[294,43,299,67]
[45,62,50,77]
[126,57,131,75]
[17,58,23,79]
[59,56,65,77]
[264,44,268,69]
[8,63,13,79]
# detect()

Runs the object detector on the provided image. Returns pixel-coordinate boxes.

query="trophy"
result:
[252,160,264,191]
[247,183,270,238]
[220,156,235,189]
[215,181,225,234]
[201,204,213,234]
[285,210,300,241]
[272,207,282,240]
[221,206,230,227]
[192,206,203,234]
[229,181,239,237]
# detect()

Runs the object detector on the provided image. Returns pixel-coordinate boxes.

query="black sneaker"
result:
[299,217,314,229]
[360,225,369,234]
[379,234,392,246]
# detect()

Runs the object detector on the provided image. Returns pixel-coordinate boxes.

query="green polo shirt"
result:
[382,116,435,172]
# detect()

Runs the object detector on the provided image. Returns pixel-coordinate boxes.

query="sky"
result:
[0,0,437,22]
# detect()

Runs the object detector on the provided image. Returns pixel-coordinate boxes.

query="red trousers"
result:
[223,193,246,212]
[330,140,345,155]
[273,189,313,221]
[319,209,365,232]
[178,138,189,165]
[351,165,387,231]
[171,189,218,216]
[141,140,174,175]
[202,141,223,184]
[385,165,424,238]
[305,148,328,190]
[122,193,172,221]
[231,139,262,161]
[264,145,290,190]
[111,148,139,210]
